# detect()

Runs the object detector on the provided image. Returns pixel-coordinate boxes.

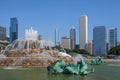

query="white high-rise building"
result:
[80,15,88,50]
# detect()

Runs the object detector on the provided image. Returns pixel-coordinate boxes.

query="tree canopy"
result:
[108,45,120,55]
[53,46,90,55]
[65,48,90,55]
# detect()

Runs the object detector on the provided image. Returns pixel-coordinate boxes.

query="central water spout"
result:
[25,27,38,40]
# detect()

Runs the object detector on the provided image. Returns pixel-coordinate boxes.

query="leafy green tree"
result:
[79,49,90,55]
[0,42,9,46]
[72,49,81,53]
[64,48,72,53]
[52,45,62,50]
[52,45,90,55]
[108,46,120,55]
[65,48,90,55]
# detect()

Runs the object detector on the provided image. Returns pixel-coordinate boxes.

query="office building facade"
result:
[10,17,18,43]
[70,27,76,49]
[38,35,42,40]
[88,41,92,55]
[93,26,107,56]
[0,26,6,40]
[80,15,88,50]
[61,36,71,49]
[55,28,60,46]
[108,28,117,49]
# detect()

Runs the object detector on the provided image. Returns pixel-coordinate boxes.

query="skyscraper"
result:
[61,36,71,49]
[80,15,88,50]
[93,26,107,56]
[38,35,42,40]
[10,17,18,43]
[0,26,6,40]
[55,28,60,46]
[108,28,117,49]
[88,41,92,55]
[70,27,76,49]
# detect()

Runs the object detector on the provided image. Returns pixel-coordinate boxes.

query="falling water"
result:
[1,27,73,68]
[72,54,84,64]
[25,27,38,40]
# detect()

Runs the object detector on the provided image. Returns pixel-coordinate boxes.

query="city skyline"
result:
[0,0,120,43]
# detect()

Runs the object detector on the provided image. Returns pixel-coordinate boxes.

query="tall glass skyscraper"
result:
[55,28,60,46]
[10,17,18,43]
[93,26,107,56]
[70,27,76,49]
[108,28,117,49]
[80,15,88,50]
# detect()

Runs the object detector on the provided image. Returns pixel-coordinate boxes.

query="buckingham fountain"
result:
[0,27,73,67]
[0,27,88,75]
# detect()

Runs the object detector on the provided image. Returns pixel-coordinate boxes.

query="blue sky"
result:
[0,0,120,44]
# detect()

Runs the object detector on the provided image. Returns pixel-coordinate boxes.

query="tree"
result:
[52,45,90,55]
[108,46,120,55]
[65,48,90,55]
[52,45,62,50]
[79,49,90,55]
[0,42,9,46]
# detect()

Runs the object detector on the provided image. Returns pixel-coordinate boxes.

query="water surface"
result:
[0,62,120,80]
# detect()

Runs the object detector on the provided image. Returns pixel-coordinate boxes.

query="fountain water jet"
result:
[1,27,72,67]
[25,27,38,40]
